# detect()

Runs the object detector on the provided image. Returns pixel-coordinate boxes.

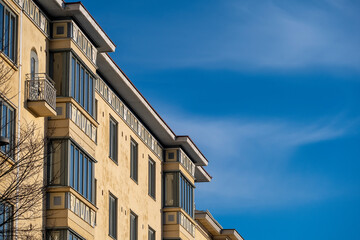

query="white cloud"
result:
[163,112,358,211]
[119,0,360,71]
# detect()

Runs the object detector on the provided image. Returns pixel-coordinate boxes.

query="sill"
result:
[0,150,15,165]
[0,52,18,70]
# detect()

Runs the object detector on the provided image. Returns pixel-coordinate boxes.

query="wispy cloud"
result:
[162,111,359,211]
[116,0,360,71]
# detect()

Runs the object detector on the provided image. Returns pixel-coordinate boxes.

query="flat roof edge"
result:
[195,166,212,183]
[64,2,116,52]
[98,53,176,139]
[175,136,209,166]
[195,210,223,230]
[221,229,245,240]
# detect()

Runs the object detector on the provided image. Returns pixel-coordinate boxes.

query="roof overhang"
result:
[97,53,208,166]
[97,53,209,166]
[195,166,212,182]
[97,53,176,142]
[36,0,116,52]
[221,229,244,240]
[195,210,244,240]
[175,136,208,166]
[195,210,222,235]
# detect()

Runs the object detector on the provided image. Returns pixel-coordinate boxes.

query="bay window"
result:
[50,51,95,117]
[164,172,194,218]
[48,139,95,203]
[70,56,94,115]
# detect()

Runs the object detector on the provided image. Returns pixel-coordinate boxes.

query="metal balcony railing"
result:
[26,73,56,110]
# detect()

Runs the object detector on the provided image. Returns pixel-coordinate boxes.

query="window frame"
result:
[48,139,95,203]
[68,229,85,240]
[69,52,95,116]
[68,140,94,203]
[109,116,118,163]
[0,201,13,239]
[0,1,17,63]
[130,138,138,183]
[0,98,15,158]
[109,192,117,239]
[164,172,194,218]
[148,157,156,199]
[148,226,155,240]
[130,211,138,240]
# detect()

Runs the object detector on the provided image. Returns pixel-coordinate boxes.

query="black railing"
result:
[26,73,56,110]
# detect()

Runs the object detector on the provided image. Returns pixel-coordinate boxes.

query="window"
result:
[30,50,38,80]
[70,56,94,116]
[164,172,194,218]
[148,158,155,198]
[0,201,13,239]
[148,227,155,240]
[0,98,14,157]
[109,193,117,239]
[109,117,118,162]
[130,212,137,240]
[164,173,178,207]
[180,174,194,217]
[130,139,138,182]
[47,229,84,240]
[68,230,84,240]
[0,2,17,62]
[69,142,94,202]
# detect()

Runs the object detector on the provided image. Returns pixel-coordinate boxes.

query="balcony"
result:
[164,210,195,239]
[26,73,57,117]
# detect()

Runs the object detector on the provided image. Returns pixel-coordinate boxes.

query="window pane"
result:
[74,148,79,191]
[84,157,88,199]
[9,15,15,61]
[79,153,83,194]
[69,143,93,203]
[109,195,117,238]
[71,58,76,97]
[130,140,138,181]
[88,161,92,202]
[80,67,84,106]
[84,73,89,111]
[148,228,155,240]
[0,5,3,49]
[180,176,183,208]
[148,159,155,198]
[109,118,117,162]
[165,173,178,207]
[75,62,80,102]
[4,11,9,56]
[70,144,74,188]
[130,213,137,240]
[89,77,93,115]
[0,203,12,239]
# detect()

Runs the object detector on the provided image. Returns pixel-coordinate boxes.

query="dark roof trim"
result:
[65,1,116,48]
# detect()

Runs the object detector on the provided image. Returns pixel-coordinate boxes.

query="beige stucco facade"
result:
[0,1,243,240]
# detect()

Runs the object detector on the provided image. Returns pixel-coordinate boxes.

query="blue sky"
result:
[77,0,359,239]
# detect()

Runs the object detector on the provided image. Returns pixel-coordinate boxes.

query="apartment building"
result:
[0,0,244,240]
